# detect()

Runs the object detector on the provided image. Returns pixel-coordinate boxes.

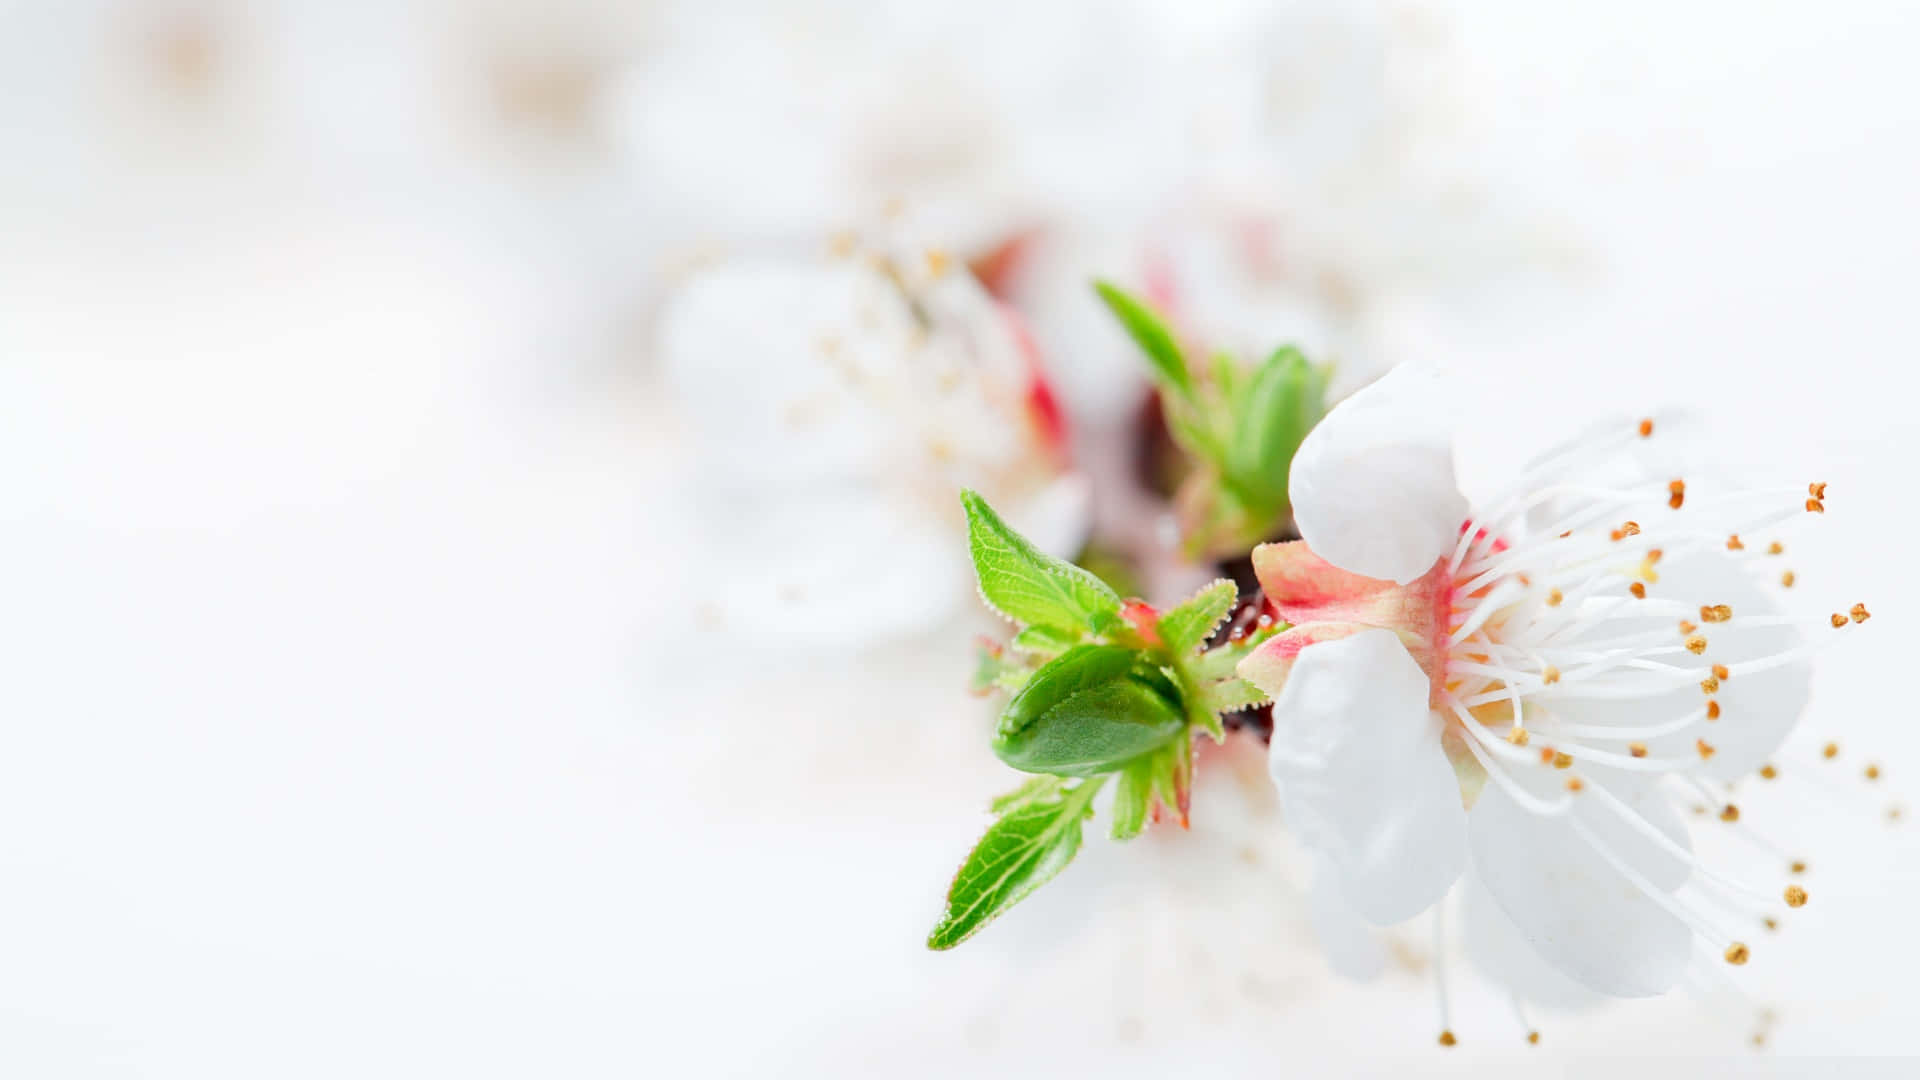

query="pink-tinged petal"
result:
[1263,629,1467,925]
[1236,620,1371,702]
[1469,776,1692,998]
[1249,540,1449,679]
[1288,365,1467,585]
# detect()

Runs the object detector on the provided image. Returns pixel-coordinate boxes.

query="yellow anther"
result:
[1764,917,1779,931]
[1546,588,1563,607]
[1647,548,1664,563]
[1810,481,1828,500]
[1724,942,1750,965]
[1700,676,1720,694]
[1831,613,1848,628]
[1566,777,1586,792]
[1701,604,1733,623]
[1784,885,1808,908]
[1713,663,1730,682]
[1866,763,1882,781]
[1542,665,1561,685]
[1506,727,1531,747]
[1720,804,1740,822]
[1629,582,1647,599]
[1726,533,1744,550]
[1781,570,1796,588]
[1697,739,1717,760]
[1551,751,1573,769]
[1707,700,1722,720]
[1760,764,1778,779]
[1538,747,1555,765]
[1790,859,1808,875]
[1679,619,1698,634]
[924,249,951,276]
[1629,742,1648,758]
[1851,603,1871,623]
[1806,498,1826,513]
[1527,1032,1540,1046]
[1638,418,1654,437]
[1685,636,1707,654]
[1438,1030,1457,1047]
[1768,540,1785,555]
[1823,741,1840,759]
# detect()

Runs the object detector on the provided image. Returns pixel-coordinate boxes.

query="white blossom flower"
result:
[656,241,1088,649]
[1236,365,1869,1019]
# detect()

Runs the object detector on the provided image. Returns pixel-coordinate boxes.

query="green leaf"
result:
[1011,624,1079,659]
[963,490,1122,636]
[1109,758,1153,840]
[1094,282,1191,398]
[1225,347,1325,512]
[927,776,1105,950]
[993,645,1186,776]
[989,775,1064,815]
[1157,579,1238,655]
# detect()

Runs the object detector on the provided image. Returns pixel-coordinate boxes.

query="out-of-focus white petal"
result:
[1267,628,1466,925]
[1306,863,1387,982]
[1469,776,1692,998]
[1288,365,1466,585]
[1543,551,1809,780]
[1460,871,1602,1012]
[1002,472,1092,561]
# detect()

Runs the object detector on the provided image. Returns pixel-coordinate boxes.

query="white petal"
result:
[1546,551,1810,780]
[1001,472,1092,560]
[1267,628,1466,924]
[1461,872,1602,1012]
[1289,365,1466,584]
[1469,777,1692,998]
[1306,863,1387,981]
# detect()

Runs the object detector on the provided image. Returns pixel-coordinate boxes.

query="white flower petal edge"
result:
[1460,873,1602,1013]
[1267,628,1467,925]
[1469,775,1693,998]
[1288,364,1467,585]
[1306,862,1388,981]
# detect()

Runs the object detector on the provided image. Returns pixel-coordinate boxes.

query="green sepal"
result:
[962,490,1122,637]
[1156,579,1237,655]
[927,776,1105,950]
[1198,676,1270,716]
[992,644,1185,777]
[1109,758,1153,840]
[1193,622,1282,682]
[1093,281,1191,398]
[971,638,1020,695]
[1146,732,1194,828]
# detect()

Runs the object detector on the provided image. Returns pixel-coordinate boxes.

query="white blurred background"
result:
[1,1,1916,1075]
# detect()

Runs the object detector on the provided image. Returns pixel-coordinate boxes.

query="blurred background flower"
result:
[1,1,1916,1075]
